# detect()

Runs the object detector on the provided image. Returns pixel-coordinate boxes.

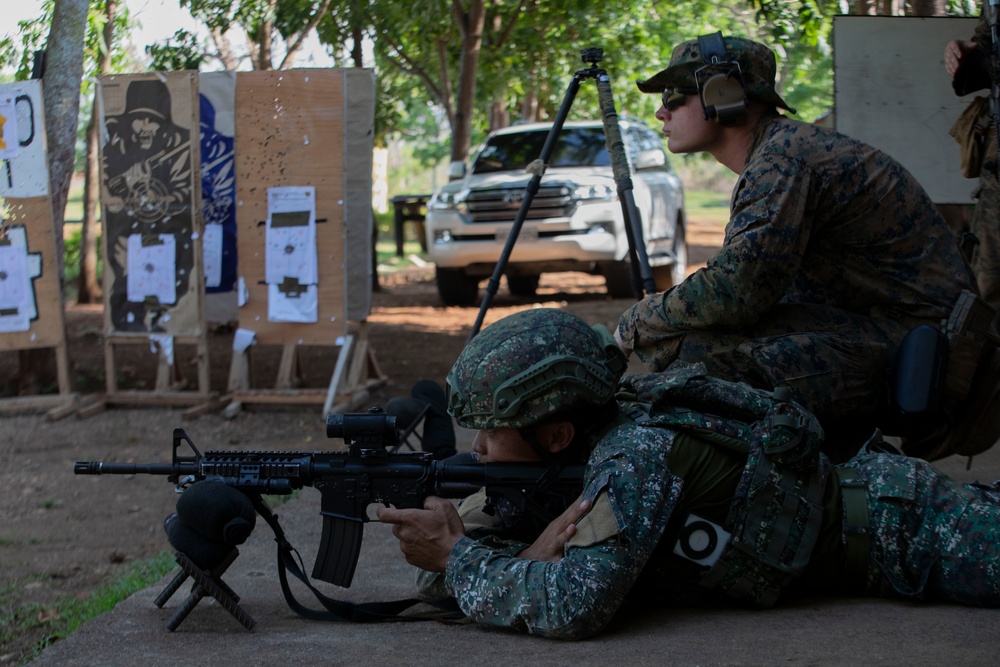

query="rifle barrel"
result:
[74,461,189,476]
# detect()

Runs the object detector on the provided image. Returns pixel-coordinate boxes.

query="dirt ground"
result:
[0,217,725,663]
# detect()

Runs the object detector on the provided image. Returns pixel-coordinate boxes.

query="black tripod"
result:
[468,47,656,342]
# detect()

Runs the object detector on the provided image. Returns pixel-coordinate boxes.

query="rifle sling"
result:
[250,494,464,623]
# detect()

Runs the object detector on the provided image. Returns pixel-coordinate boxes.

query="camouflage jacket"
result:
[618,115,976,364]
[419,409,843,639]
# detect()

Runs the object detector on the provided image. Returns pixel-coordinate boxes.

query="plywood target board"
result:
[233,69,375,346]
[199,71,239,324]
[0,79,66,351]
[97,72,205,337]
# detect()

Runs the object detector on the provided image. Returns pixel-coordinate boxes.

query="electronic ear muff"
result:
[694,31,747,125]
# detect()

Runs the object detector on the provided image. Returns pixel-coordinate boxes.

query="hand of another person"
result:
[377,496,465,573]
[518,495,591,562]
[614,326,633,357]
[944,39,977,78]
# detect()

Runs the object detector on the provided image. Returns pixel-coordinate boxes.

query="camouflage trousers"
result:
[970,166,1000,331]
[659,303,900,427]
[843,449,1000,606]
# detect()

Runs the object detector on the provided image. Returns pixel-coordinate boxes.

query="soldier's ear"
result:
[536,420,576,454]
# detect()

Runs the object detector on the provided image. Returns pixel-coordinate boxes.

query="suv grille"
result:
[466,185,575,223]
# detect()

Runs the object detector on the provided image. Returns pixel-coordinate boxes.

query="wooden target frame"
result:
[92,72,215,415]
[0,80,76,418]
[225,68,383,416]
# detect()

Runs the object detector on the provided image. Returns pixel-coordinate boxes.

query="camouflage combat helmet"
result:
[446,309,627,430]
[637,33,796,114]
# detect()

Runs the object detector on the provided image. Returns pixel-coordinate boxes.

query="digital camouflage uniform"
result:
[619,38,978,430]
[419,366,1000,640]
[953,14,1000,330]
[418,308,1000,639]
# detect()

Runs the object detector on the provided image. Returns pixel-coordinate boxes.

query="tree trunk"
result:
[20,0,87,394]
[909,0,946,16]
[352,23,379,293]
[449,0,486,163]
[43,0,87,281]
[521,89,539,122]
[78,0,115,304]
[211,27,240,70]
[257,0,277,70]
[77,109,103,303]
[489,100,508,133]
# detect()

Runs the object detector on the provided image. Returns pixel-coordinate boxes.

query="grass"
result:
[685,189,732,225]
[0,489,297,665]
[0,550,177,665]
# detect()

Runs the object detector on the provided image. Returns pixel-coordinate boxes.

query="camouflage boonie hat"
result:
[637,34,796,114]
[446,309,627,430]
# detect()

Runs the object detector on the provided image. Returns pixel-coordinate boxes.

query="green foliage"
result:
[0,0,52,80]
[62,225,103,304]
[0,1,134,83]
[174,0,344,69]
[146,29,207,71]
[362,0,843,162]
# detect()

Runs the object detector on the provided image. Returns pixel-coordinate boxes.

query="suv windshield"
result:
[472,126,611,174]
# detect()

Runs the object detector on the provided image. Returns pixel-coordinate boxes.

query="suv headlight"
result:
[430,189,468,212]
[573,183,616,201]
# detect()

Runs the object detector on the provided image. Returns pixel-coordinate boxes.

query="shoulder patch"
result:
[566,490,621,549]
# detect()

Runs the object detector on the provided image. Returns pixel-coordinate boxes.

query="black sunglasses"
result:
[661,88,695,112]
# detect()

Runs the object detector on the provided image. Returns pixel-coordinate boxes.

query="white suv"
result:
[424,119,686,305]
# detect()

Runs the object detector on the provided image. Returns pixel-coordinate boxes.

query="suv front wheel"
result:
[435,267,480,306]
[602,220,689,299]
[506,274,540,297]
[601,260,642,299]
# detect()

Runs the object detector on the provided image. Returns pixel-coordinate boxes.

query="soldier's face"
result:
[655,94,721,155]
[472,421,574,463]
[131,116,162,150]
[472,428,540,463]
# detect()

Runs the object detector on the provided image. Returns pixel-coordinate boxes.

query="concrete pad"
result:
[33,438,1000,666]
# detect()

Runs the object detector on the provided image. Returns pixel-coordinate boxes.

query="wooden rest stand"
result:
[224,320,386,418]
[75,332,221,419]
[0,343,79,420]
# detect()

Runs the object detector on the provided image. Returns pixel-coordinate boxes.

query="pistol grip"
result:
[312,513,364,588]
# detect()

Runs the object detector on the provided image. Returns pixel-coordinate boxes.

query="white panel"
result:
[0,80,49,198]
[834,16,981,204]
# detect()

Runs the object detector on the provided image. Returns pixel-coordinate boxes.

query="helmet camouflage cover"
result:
[446,309,628,429]
[636,34,796,114]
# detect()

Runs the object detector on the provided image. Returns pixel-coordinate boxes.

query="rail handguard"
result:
[75,411,584,591]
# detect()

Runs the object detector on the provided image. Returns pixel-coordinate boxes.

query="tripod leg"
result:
[469,73,585,341]
[596,75,656,297]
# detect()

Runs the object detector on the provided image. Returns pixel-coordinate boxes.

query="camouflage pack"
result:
[617,360,825,469]
[617,360,829,607]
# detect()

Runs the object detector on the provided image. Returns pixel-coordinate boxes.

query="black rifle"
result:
[74,410,584,622]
